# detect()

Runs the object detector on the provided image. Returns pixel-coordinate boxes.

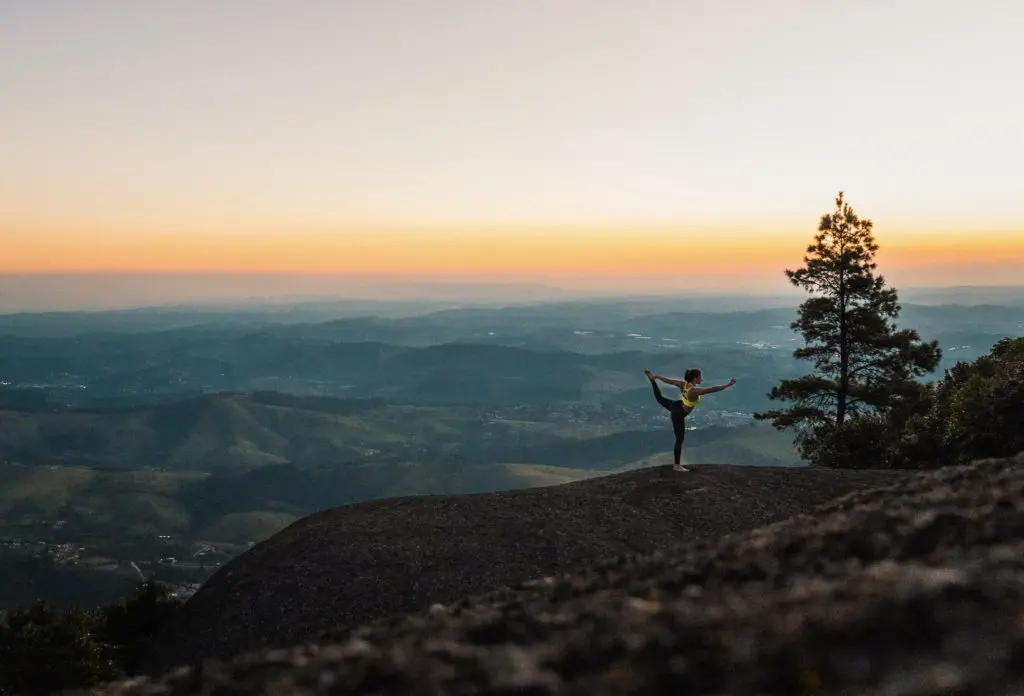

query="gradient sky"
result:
[2,0,1022,300]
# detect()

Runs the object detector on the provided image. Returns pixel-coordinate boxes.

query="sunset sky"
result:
[2,0,1022,306]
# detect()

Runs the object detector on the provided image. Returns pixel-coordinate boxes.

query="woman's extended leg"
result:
[645,369,674,411]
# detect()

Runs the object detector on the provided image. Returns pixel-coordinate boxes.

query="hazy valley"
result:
[0,289,1020,611]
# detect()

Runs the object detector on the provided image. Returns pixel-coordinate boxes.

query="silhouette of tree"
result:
[891,336,1024,467]
[0,601,121,695]
[101,579,183,675]
[0,580,183,694]
[755,192,941,466]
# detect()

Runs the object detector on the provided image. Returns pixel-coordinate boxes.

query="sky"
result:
[1,0,1022,307]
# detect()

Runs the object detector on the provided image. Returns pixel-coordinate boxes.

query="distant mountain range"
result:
[3,272,1021,313]
[0,298,1017,419]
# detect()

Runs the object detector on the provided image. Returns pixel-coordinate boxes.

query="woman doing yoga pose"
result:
[644,368,736,472]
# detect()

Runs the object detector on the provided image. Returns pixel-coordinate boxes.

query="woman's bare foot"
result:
[673,464,689,472]
[644,369,656,383]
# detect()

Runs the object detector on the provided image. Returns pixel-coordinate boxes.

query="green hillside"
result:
[0,464,96,517]
[0,392,654,472]
[198,512,300,544]
[501,463,605,486]
[0,395,470,470]
[0,463,200,533]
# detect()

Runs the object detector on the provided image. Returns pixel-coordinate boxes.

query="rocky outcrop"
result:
[89,453,1023,695]
[141,464,905,673]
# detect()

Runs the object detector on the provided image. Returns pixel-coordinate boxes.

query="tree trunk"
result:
[837,273,848,426]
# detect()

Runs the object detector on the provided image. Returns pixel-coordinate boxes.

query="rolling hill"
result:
[0,390,802,474]
[0,394,473,470]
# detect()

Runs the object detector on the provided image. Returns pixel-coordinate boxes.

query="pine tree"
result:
[754,192,941,465]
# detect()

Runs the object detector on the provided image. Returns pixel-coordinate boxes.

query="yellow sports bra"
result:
[681,381,700,409]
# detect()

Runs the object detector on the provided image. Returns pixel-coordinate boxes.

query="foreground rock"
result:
[143,463,904,672]
[89,453,1023,695]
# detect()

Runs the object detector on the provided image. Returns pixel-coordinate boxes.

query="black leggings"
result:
[651,380,687,465]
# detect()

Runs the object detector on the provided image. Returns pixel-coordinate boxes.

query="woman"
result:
[644,368,736,472]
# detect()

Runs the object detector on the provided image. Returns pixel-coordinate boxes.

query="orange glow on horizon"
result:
[2,225,1022,280]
